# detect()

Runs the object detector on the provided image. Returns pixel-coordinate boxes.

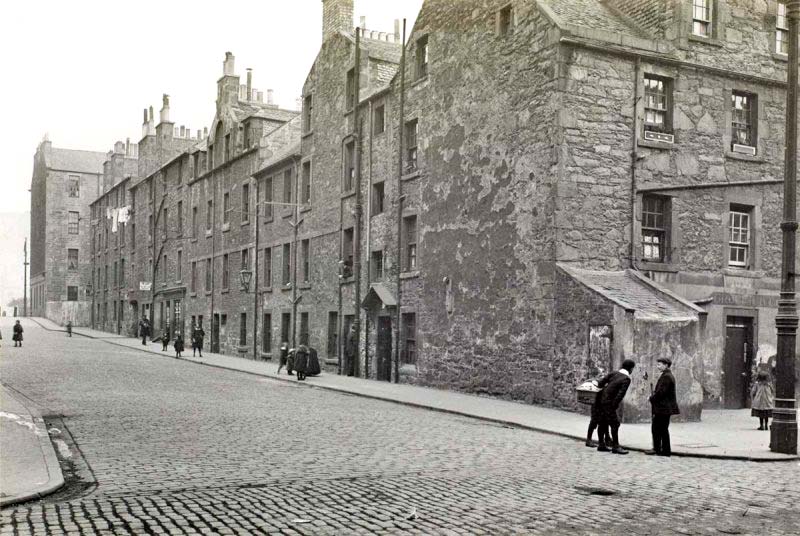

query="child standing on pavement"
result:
[751,371,774,431]
[174,334,185,359]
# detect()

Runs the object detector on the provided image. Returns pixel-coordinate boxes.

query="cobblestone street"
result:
[2,322,799,535]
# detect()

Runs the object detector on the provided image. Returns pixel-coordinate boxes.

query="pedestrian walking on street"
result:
[277,341,289,374]
[751,371,775,431]
[294,345,309,381]
[192,325,205,358]
[12,320,23,347]
[287,347,296,376]
[66,320,73,337]
[139,316,150,345]
[646,357,680,457]
[596,358,636,455]
[174,334,185,359]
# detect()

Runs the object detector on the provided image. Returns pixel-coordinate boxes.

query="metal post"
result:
[772,0,799,455]
[23,238,28,317]
[353,27,363,378]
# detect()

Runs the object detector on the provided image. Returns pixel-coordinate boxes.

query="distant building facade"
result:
[30,139,106,325]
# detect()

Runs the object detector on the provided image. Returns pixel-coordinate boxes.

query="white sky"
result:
[0,0,423,214]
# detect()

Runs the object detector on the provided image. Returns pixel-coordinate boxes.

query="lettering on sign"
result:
[711,292,778,309]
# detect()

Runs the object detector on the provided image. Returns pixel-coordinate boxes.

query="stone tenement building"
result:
[78,0,799,423]
[30,139,107,325]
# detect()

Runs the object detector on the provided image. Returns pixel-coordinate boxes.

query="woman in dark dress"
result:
[294,345,308,381]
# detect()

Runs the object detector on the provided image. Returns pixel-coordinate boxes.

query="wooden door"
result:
[212,314,220,353]
[724,317,753,409]
[377,317,392,382]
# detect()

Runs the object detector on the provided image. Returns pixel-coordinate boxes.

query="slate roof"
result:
[362,38,402,64]
[559,264,701,321]
[49,148,106,174]
[540,0,649,38]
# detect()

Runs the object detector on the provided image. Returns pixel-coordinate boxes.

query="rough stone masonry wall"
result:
[394,0,564,403]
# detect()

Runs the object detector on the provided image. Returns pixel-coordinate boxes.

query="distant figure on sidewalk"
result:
[306,345,321,376]
[191,325,205,358]
[647,357,680,457]
[12,320,23,347]
[160,326,171,352]
[294,345,309,381]
[277,341,289,374]
[596,359,636,455]
[344,324,357,376]
[139,316,151,345]
[287,347,295,376]
[66,321,73,337]
[174,334,185,359]
[751,371,774,431]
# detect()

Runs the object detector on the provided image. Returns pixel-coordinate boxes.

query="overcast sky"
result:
[0,0,423,214]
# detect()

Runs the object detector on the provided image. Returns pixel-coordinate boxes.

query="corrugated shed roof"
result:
[540,0,649,38]
[49,148,106,174]
[559,264,699,320]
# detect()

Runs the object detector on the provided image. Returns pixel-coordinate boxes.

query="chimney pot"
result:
[143,108,148,124]
[160,94,171,123]
[257,91,264,103]
[125,138,131,155]
[223,52,235,76]
[246,68,253,101]
[180,125,185,137]
[197,129,202,139]
[149,106,154,121]
[203,127,208,138]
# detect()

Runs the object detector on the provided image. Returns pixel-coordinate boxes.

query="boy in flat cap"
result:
[647,357,680,457]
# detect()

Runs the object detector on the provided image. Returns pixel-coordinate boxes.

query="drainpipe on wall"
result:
[364,98,374,379]
[629,57,641,271]
[352,27,363,379]
[393,19,407,384]
[209,167,217,352]
[253,174,260,361]
[291,159,301,350]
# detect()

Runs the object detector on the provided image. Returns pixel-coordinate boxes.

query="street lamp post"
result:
[772,0,799,455]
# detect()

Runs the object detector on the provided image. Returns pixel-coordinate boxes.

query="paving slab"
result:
[0,384,64,506]
[30,316,799,461]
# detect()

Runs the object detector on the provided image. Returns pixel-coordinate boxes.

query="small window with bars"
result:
[729,209,751,268]
[642,196,667,262]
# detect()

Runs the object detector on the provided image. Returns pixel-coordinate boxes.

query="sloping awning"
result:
[362,283,397,309]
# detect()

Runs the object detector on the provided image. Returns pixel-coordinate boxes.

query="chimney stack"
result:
[125,138,130,156]
[246,68,252,101]
[267,89,274,105]
[223,52,235,76]
[257,91,264,103]
[394,19,401,41]
[203,127,208,138]
[360,16,366,29]
[322,0,354,42]
[159,94,171,124]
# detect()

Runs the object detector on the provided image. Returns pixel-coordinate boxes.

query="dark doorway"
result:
[281,313,291,347]
[212,314,220,353]
[724,316,754,409]
[376,316,392,381]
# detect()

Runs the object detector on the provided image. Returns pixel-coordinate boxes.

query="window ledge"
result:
[281,283,292,291]
[324,358,339,366]
[402,170,421,181]
[282,209,293,219]
[400,270,420,280]
[638,261,679,273]
[221,289,230,294]
[688,34,723,47]
[205,291,212,296]
[301,130,314,139]
[237,346,249,354]
[638,139,675,151]
[722,268,764,279]
[400,363,418,376]
[222,222,231,232]
[725,150,765,163]
[298,282,311,290]
[341,190,356,199]
[262,286,273,293]
[260,352,273,360]
[189,292,197,297]
[772,52,788,62]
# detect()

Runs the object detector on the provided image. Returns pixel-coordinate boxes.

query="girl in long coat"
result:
[12,320,23,347]
[751,372,775,430]
[294,345,309,381]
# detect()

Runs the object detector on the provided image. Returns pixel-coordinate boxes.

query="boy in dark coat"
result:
[191,325,205,357]
[174,334,185,359]
[12,320,23,347]
[647,357,680,456]
[161,326,171,352]
[596,358,636,455]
